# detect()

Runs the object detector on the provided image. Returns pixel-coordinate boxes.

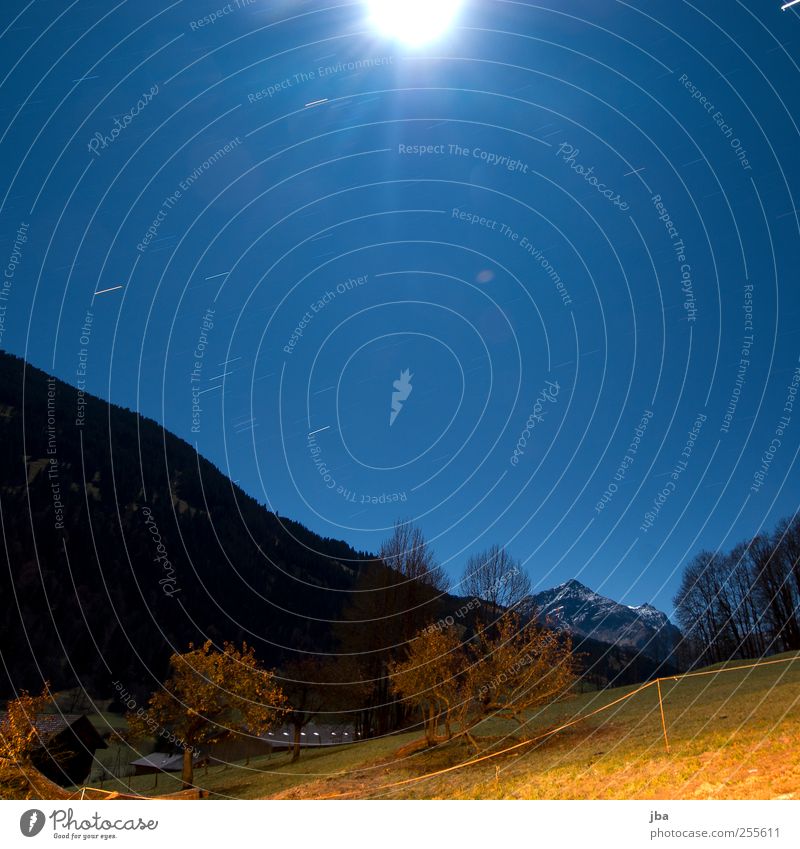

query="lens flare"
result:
[367,0,463,46]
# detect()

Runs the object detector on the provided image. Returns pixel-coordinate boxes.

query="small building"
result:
[5,713,108,787]
[130,752,187,776]
[205,724,357,764]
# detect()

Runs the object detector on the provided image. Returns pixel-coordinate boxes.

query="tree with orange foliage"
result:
[470,612,577,730]
[391,612,577,750]
[389,626,465,746]
[0,685,51,798]
[127,641,286,788]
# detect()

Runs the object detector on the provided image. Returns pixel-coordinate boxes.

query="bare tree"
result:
[380,519,449,592]
[379,519,449,646]
[725,544,766,659]
[674,516,800,667]
[335,521,449,736]
[775,515,800,603]
[748,533,800,652]
[460,544,531,612]
[674,551,731,665]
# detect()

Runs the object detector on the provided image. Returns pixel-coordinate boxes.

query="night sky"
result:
[2,0,799,614]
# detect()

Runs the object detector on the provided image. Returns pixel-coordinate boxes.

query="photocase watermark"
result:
[190,307,216,434]
[514,235,572,307]
[650,826,782,841]
[137,138,241,253]
[45,377,65,532]
[19,810,45,837]
[113,680,196,753]
[451,207,502,231]
[555,144,630,211]
[140,506,181,596]
[451,208,572,306]
[750,356,800,494]
[87,84,159,157]
[510,380,560,466]
[74,310,93,428]
[188,0,255,31]
[390,369,413,426]
[338,487,407,504]
[21,807,158,836]
[0,221,28,346]
[651,193,696,322]
[137,185,181,254]
[247,56,393,103]
[306,431,407,503]
[595,409,654,514]
[422,597,482,636]
[399,142,530,173]
[283,275,368,355]
[307,431,338,491]
[478,651,535,697]
[425,565,522,635]
[720,282,754,434]
[678,73,752,170]
[640,412,706,532]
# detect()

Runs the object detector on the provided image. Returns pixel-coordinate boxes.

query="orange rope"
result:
[74,654,798,801]
[71,786,144,799]
[657,654,799,683]
[318,679,656,798]
[317,652,800,799]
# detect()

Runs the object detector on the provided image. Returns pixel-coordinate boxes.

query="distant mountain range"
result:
[528,579,681,666]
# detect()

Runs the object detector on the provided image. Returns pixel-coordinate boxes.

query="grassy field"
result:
[82,652,800,800]
[91,732,422,799]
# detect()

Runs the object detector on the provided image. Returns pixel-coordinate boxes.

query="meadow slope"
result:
[87,652,800,801]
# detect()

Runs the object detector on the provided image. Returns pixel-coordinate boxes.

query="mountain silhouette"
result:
[0,350,372,698]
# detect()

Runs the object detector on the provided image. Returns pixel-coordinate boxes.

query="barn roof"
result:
[130,752,186,771]
[0,712,107,748]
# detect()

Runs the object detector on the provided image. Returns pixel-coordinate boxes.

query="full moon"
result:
[367,0,463,46]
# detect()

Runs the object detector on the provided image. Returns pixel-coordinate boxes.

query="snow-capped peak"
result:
[528,579,680,664]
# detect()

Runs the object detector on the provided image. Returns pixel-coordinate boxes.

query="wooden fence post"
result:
[656,679,670,753]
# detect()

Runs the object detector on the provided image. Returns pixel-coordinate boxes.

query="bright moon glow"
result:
[368,0,463,46]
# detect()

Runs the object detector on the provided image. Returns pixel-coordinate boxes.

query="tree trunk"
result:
[464,729,481,752]
[425,705,442,746]
[181,747,193,790]
[291,723,302,763]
